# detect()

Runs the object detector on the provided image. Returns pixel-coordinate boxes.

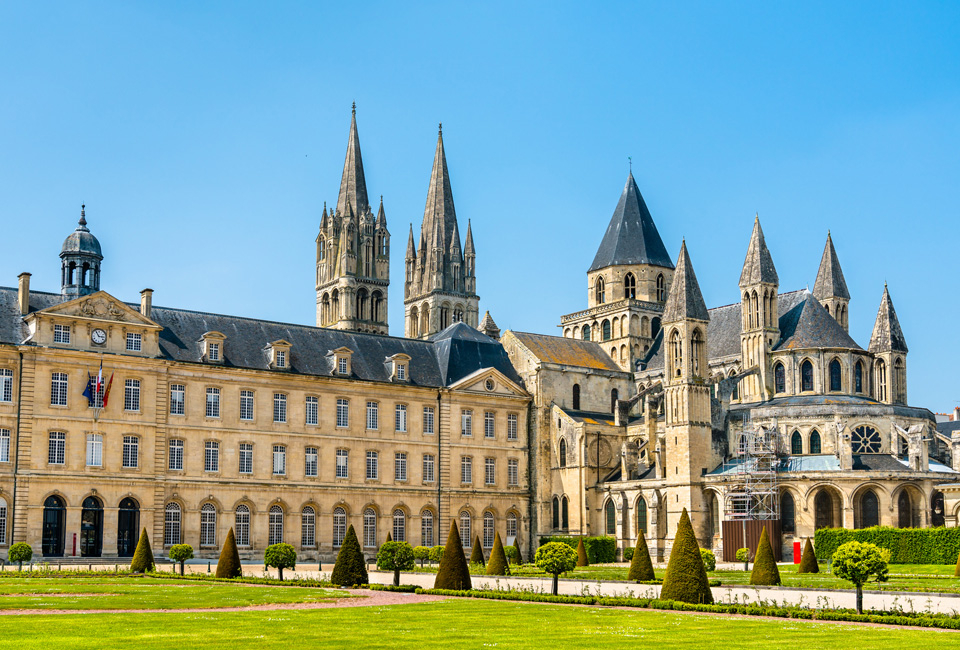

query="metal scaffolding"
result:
[724,424,783,521]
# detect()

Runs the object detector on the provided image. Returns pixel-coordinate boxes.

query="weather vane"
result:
[628,156,632,172]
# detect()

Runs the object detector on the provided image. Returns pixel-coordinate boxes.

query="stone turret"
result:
[738,216,779,403]
[813,232,850,332]
[868,284,908,404]
[61,204,103,298]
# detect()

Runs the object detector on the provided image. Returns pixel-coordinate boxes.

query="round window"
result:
[851,425,881,453]
[484,378,495,391]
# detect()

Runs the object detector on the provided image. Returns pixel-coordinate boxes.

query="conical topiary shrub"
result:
[956,550,960,578]
[798,538,819,574]
[386,532,392,543]
[749,525,781,586]
[470,536,486,566]
[331,524,368,586]
[486,532,509,576]
[659,508,713,604]
[576,537,589,567]
[512,537,523,565]
[628,529,655,582]
[434,521,472,590]
[215,527,242,578]
[130,528,154,573]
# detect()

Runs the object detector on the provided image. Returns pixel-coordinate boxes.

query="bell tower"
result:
[738,216,779,403]
[60,205,103,298]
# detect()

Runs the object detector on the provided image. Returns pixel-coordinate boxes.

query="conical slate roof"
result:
[336,104,369,218]
[406,224,416,259]
[420,125,460,253]
[774,291,861,350]
[588,172,673,272]
[869,285,908,353]
[663,241,709,323]
[478,310,499,338]
[813,232,849,301]
[739,216,778,287]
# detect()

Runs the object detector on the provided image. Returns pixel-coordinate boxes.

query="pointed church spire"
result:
[375,195,387,229]
[406,223,417,258]
[464,219,475,256]
[336,104,369,218]
[813,231,849,301]
[869,284,908,353]
[663,240,709,322]
[589,172,673,272]
[739,215,778,287]
[421,124,458,250]
[449,216,462,261]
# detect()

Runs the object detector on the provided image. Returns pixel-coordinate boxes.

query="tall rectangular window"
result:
[485,457,496,485]
[305,446,318,477]
[395,404,407,432]
[48,432,65,465]
[338,357,348,375]
[484,411,495,438]
[507,413,519,441]
[169,384,185,415]
[366,450,379,480]
[122,436,139,468]
[396,363,406,380]
[423,406,435,435]
[422,454,435,483]
[395,451,407,481]
[168,439,183,471]
[124,379,140,412]
[51,372,68,406]
[335,449,349,478]
[305,396,318,425]
[126,332,142,352]
[207,342,220,361]
[205,387,220,418]
[239,390,254,421]
[204,440,219,472]
[508,458,519,486]
[273,444,286,475]
[238,443,253,474]
[0,429,9,463]
[273,393,287,423]
[461,410,473,437]
[275,350,286,368]
[366,401,379,430]
[0,369,13,403]
[86,433,103,467]
[53,324,70,344]
[336,399,349,428]
[0,502,7,544]
[461,456,472,484]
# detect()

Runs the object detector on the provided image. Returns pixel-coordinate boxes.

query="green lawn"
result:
[0,599,950,649]
[0,576,343,610]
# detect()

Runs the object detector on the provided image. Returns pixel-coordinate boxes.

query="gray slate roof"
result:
[0,288,522,389]
[61,209,103,258]
[739,217,779,287]
[813,232,849,301]
[662,240,709,323]
[773,290,861,350]
[588,172,674,272]
[709,454,956,475]
[869,285,908,353]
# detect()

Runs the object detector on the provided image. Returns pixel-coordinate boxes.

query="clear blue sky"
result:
[1,3,958,410]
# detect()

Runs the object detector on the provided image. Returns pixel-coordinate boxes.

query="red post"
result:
[793,540,801,564]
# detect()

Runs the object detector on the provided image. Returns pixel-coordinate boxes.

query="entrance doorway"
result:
[42,495,66,556]
[80,496,103,557]
[117,498,140,557]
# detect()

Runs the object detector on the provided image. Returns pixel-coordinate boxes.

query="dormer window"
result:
[338,357,348,374]
[267,340,292,371]
[397,363,406,381]
[276,350,286,368]
[386,353,411,382]
[54,324,71,344]
[208,343,220,361]
[329,347,353,377]
[201,332,226,364]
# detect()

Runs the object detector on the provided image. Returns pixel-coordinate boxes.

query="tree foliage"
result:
[535,541,578,595]
[130,528,155,573]
[264,543,297,580]
[627,530,655,582]
[215,527,242,579]
[434,522,472,590]
[8,543,32,569]
[831,540,890,613]
[735,547,750,563]
[429,545,445,563]
[700,548,716,572]
[331,525,368,586]
[538,536,616,563]
[169,544,194,576]
[486,532,510,576]
[798,539,820,574]
[749,526,781,585]
[377,541,415,586]
[814,526,960,564]
[659,509,713,604]
[412,545,430,566]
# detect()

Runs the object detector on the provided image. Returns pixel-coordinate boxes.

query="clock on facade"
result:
[91,329,107,344]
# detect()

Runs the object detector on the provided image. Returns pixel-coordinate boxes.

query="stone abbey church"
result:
[0,107,957,564]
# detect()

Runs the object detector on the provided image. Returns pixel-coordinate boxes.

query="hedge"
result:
[814,527,960,564]
[538,536,617,563]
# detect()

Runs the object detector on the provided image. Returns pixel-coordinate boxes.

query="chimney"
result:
[140,288,153,319]
[953,407,960,422]
[17,273,30,315]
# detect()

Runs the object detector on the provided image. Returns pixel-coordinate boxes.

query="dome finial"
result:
[79,203,87,227]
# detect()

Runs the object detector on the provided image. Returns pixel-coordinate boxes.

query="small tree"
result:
[331,525,368,586]
[504,545,518,565]
[576,537,589,567]
[832,540,889,614]
[434,522,471,590]
[749,526,780,586]
[535,541,578,595]
[7,543,32,571]
[130,528,155,573]
[169,544,194,576]
[736,547,750,571]
[486,532,509,576]
[412,545,430,567]
[628,530,655,582]
[377,541,415,586]
[264,543,297,580]
[700,548,716,572]
[470,536,486,566]
[659,509,713,604]
[798,538,820,574]
[512,537,523,565]
[429,545,445,564]
[216,527,242,578]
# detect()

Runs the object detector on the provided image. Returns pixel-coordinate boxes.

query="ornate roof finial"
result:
[628,156,632,173]
[351,101,356,116]
[79,203,87,227]
[438,122,442,135]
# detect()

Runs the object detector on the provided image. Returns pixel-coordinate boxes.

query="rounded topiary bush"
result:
[470,536,486,566]
[659,509,713,604]
[749,525,781,586]
[377,541,415,586]
[628,530,655,582]
[434,522,471,590]
[169,543,194,576]
[130,528,155,573]
[700,548,716,571]
[429,545,445,564]
[535,541,578,595]
[413,545,430,567]
[486,532,510,576]
[331,525,368,586]
[264,543,297,580]
[798,538,820,574]
[8,542,32,570]
[216,527,242,578]
[623,547,635,562]
[576,537,589,567]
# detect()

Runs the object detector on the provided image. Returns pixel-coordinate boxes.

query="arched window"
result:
[815,490,834,529]
[651,317,661,339]
[558,438,567,468]
[781,492,796,534]
[269,505,284,546]
[235,505,250,547]
[656,273,665,301]
[691,328,703,376]
[791,431,802,455]
[200,503,217,547]
[602,319,611,341]
[333,507,346,548]
[829,359,842,392]
[809,429,822,454]
[421,509,434,546]
[876,359,887,401]
[363,508,377,547]
[774,363,785,394]
[637,497,647,536]
[932,491,945,528]
[506,512,518,540]
[894,357,906,403]
[393,509,406,543]
[595,277,606,304]
[898,491,913,528]
[800,360,814,392]
[855,360,864,393]
[572,384,581,410]
[610,388,619,413]
[483,512,495,548]
[752,291,760,328]
[624,273,636,299]
[301,506,316,548]
[552,497,560,529]
[581,324,591,341]
[561,496,569,530]
[164,503,181,546]
[604,500,616,536]
[670,329,683,377]
[459,511,472,547]
[860,490,879,528]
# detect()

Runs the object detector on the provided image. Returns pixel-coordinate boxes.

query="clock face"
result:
[91,329,107,345]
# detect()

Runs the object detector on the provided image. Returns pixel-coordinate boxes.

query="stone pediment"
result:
[449,367,528,398]
[35,291,161,329]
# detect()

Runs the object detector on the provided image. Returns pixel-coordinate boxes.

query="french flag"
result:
[95,361,104,397]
